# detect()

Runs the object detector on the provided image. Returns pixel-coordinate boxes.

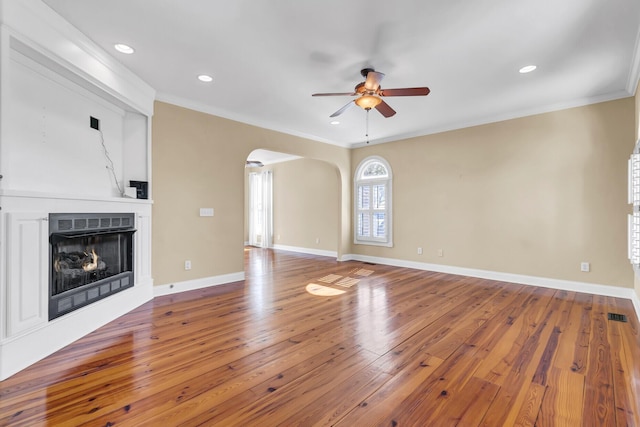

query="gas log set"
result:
[54,249,107,288]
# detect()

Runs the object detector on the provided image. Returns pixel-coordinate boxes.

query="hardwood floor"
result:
[1,247,639,426]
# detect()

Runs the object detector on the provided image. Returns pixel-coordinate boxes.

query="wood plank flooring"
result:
[1,247,639,426]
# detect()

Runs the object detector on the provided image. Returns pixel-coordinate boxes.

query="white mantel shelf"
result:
[0,189,154,205]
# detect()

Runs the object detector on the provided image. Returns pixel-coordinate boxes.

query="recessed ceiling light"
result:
[519,65,537,74]
[330,121,340,125]
[114,44,134,54]
[198,74,213,82]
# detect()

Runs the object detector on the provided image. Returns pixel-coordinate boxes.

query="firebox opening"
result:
[49,213,136,320]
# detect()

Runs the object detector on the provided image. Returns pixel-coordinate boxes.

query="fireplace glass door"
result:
[49,213,135,320]
[51,230,133,295]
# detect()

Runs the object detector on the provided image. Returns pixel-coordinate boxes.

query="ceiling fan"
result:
[312,68,430,118]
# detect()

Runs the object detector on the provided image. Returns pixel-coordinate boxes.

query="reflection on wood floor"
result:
[1,247,639,426]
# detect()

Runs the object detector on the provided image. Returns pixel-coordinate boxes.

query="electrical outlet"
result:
[437,249,443,257]
[417,247,423,255]
[185,260,192,270]
[90,116,100,130]
[315,237,320,244]
[580,262,590,272]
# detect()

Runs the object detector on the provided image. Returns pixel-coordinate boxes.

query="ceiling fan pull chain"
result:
[365,109,370,144]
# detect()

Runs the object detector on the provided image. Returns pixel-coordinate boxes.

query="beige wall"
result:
[353,98,635,288]
[270,158,339,251]
[152,101,350,286]
[153,98,635,290]
[243,158,340,252]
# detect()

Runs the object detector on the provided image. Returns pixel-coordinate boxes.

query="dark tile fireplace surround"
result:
[49,213,135,320]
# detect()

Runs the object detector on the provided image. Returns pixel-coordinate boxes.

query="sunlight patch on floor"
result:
[353,268,374,277]
[335,277,360,288]
[309,266,375,295]
[318,274,343,284]
[306,283,346,296]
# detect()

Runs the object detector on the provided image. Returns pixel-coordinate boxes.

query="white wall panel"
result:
[5,50,126,197]
[6,213,47,337]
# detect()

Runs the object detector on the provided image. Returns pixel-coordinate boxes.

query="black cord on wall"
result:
[97,129,124,195]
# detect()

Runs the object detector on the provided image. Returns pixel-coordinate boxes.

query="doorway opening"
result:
[244,149,341,261]
[248,170,273,248]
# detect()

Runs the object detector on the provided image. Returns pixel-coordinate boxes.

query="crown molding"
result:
[626,24,640,95]
[155,92,352,149]
[352,90,633,148]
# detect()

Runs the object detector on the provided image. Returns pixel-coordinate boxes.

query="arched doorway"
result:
[244,149,340,257]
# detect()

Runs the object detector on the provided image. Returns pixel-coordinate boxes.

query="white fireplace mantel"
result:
[0,0,156,380]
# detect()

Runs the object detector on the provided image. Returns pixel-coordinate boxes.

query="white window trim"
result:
[354,156,393,247]
[629,140,640,269]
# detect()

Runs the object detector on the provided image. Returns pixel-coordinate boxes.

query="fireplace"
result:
[49,213,136,320]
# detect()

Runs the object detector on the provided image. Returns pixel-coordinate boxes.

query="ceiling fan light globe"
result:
[355,95,382,110]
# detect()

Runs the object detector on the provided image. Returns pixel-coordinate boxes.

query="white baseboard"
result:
[341,254,640,322]
[273,244,338,258]
[632,291,640,321]
[154,271,245,297]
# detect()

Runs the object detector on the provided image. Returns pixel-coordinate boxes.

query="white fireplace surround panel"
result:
[0,196,154,380]
[0,0,155,380]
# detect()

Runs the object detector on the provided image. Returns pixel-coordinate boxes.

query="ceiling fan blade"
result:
[330,100,355,117]
[379,87,431,97]
[375,100,396,118]
[364,71,385,92]
[312,92,356,97]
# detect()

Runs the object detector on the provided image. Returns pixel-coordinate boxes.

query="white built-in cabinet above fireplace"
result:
[0,0,156,380]
[3,36,150,199]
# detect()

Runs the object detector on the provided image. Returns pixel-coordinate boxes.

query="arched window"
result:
[354,156,392,246]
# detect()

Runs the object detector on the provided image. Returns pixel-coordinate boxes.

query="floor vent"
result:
[607,313,628,322]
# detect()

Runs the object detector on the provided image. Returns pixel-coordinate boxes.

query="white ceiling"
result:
[43,0,640,148]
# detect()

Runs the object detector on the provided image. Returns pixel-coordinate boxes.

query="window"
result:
[355,156,392,246]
